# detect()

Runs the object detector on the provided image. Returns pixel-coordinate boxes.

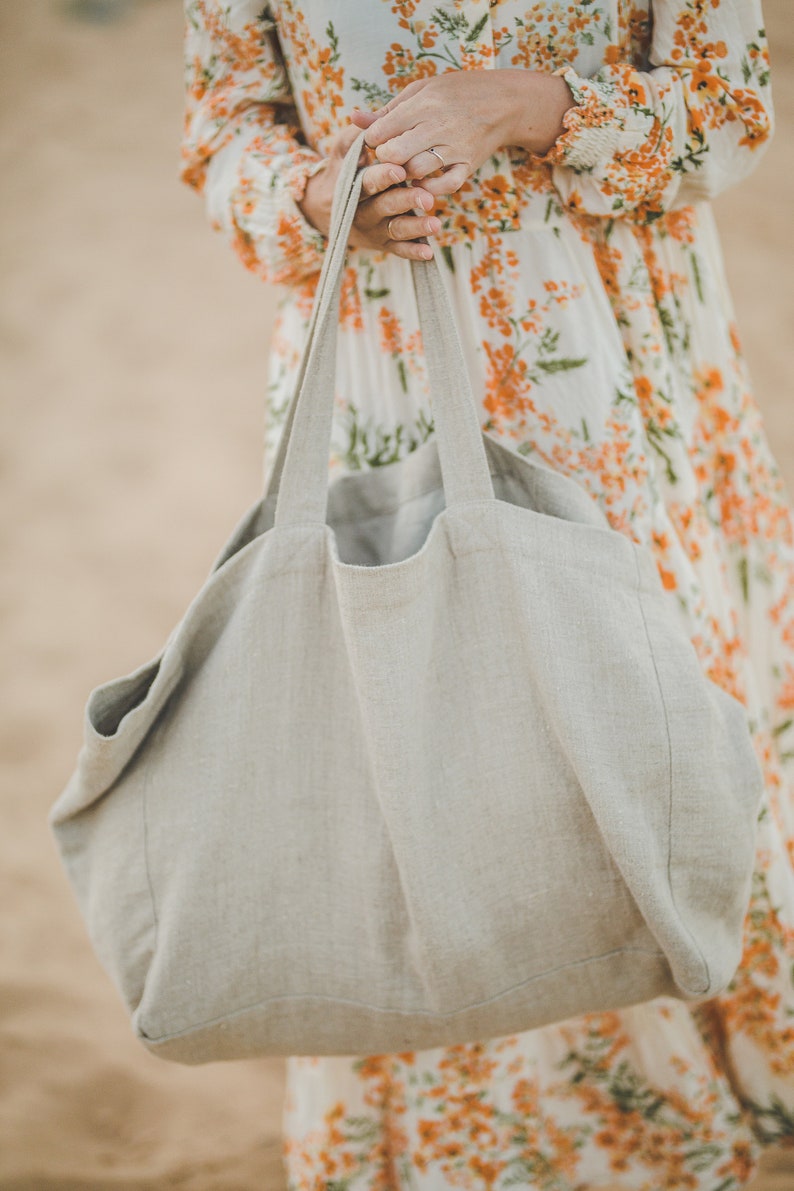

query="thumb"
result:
[350,108,377,128]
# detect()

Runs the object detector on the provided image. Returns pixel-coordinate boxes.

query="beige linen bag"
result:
[51,134,763,1063]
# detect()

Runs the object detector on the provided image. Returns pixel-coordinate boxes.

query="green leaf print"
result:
[350,77,392,109]
[405,7,492,68]
[743,39,771,87]
[743,1094,794,1142]
[440,245,455,273]
[339,404,434,471]
[342,1115,381,1144]
[325,20,340,64]
[656,296,684,356]
[534,328,587,377]
[362,262,391,302]
[646,421,679,485]
[536,356,589,375]
[690,248,705,304]
[498,1135,581,1190]
[493,26,514,53]
[615,383,639,408]
[431,8,469,39]
[672,126,709,175]
[556,1026,747,1173]
[464,11,489,45]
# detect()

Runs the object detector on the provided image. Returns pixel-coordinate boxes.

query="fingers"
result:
[352,181,440,260]
[348,216,437,261]
[362,80,428,147]
[356,182,434,231]
[399,145,456,181]
[334,107,452,261]
[410,162,470,196]
[360,161,406,198]
[387,211,442,243]
[388,240,436,262]
[350,108,377,129]
[373,128,433,168]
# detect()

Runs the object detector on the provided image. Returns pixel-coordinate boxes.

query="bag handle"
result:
[269,132,495,528]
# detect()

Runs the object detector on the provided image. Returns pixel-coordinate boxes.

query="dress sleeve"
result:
[542,0,773,220]
[181,0,327,286]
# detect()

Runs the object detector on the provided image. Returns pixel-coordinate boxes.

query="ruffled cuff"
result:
[230,139,328,286]
[538,65,657,175]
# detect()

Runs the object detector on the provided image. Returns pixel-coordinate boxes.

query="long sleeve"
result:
[543,0,773,220]
[181,0,327,286]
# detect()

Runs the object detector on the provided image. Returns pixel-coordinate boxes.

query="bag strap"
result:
[270,132,495,528]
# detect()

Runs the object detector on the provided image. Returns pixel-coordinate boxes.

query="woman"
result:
[182,2,793,1187]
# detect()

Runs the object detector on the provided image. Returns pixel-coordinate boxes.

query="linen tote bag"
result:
[51,133,763,1064]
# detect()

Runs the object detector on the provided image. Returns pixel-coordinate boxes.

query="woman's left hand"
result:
[351,69,574,196]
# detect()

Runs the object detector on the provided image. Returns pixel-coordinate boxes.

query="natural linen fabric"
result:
[51,133,762,1068]
[180,3,794,1187]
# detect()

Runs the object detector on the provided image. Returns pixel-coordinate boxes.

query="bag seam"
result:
[141,752,160,956]
[632,544,711,998]
[136,943,667,1045]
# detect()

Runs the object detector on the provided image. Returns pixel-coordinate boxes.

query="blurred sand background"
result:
[1,2,792,1187]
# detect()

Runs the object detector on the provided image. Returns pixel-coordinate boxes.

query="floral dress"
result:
[181,2,794,1187]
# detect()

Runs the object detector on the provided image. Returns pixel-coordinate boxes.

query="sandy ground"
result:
[0,2,792,1188]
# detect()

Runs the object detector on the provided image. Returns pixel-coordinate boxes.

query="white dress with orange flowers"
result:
[182,2,794,1186]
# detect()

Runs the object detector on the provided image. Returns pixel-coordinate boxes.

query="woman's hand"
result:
[351,70,574,196]
[299,125,440,260]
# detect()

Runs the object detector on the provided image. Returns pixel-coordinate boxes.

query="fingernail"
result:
[389,168,403,182]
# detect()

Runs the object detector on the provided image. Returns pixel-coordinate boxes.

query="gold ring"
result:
[387,218,398,240]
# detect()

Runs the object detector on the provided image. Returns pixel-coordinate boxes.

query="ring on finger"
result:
[387,217,399,240]
[427,146,447,171]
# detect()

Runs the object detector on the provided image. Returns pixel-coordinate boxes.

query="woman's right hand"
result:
[298,125,441,261]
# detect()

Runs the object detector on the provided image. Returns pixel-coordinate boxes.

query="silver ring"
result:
[387,218,398,240]
[427,146,447,171]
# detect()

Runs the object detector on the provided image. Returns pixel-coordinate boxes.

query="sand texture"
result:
[1,2,792,1187]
